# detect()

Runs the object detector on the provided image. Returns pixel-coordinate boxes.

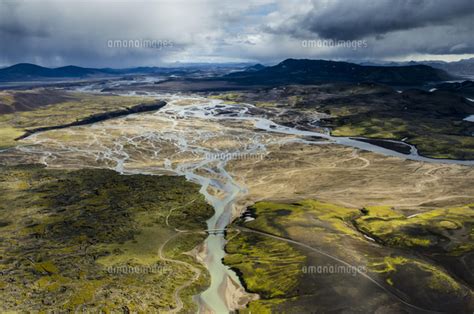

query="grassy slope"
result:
[225,200,474,313]
[0,164,213,312]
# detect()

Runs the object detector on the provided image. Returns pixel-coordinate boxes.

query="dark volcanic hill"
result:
[225,59,452,86]
[435,80,474,98]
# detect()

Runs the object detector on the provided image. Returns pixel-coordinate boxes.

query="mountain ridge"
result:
[224,58,453,85]
[0,59,454,85]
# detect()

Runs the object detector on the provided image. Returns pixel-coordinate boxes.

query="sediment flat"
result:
[16,100,166,140]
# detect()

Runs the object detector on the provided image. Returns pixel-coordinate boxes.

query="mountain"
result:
[356,58,474,79]
[225,59,453,85]
[0,63,105,81]
[243,63,266,72]
[0,60,453,85]
[0,63,203,81]
[435,80,474,98]
[0,63,255,82]
[54,65,102,77]
[422,58,474,79]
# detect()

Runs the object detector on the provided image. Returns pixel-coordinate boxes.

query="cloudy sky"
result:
[1,0,473,67]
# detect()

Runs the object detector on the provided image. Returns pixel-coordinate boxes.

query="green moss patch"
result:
[226,199,474,312]
[0,165,213,312]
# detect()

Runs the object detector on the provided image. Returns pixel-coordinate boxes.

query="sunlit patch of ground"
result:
[227,141,474,212]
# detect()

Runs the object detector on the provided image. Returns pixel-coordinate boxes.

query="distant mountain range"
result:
[224,59,452,85]
[0,59,453,85]
[411,59,474,79]
[358,58,474,79]
[0,63,105,81]
[0,63,248,82]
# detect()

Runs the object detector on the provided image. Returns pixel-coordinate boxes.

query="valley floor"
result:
[0,85,473,313]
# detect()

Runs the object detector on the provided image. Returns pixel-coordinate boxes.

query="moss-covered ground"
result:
[0,164,213,312]
[225,200,474,313]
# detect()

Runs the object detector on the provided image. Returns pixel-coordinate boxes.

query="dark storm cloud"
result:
[0,0,473,66]
[0,0,212,67]
[0,2,51,38]
[271,0,474,40]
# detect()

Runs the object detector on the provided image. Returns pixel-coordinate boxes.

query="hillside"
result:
[225,59,452,86]
[0,63,105,81]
